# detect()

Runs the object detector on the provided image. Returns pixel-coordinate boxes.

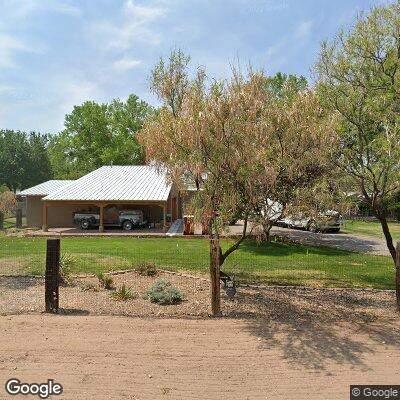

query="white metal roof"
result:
[19,180,74,196]
[43,166,172,202]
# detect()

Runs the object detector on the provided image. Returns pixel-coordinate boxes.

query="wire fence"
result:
[0,235,395,317]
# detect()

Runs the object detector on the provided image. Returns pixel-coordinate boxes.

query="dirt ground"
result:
[0,273,400,399]
[0,314,399,400]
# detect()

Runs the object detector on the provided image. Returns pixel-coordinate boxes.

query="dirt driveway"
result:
[229,222,390,255]
[1,309,399,400]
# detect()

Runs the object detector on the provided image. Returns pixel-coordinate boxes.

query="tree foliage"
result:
[139,51,336,265]
[0,130,52,192]
[49,94,153,179]
[316,1,400,261]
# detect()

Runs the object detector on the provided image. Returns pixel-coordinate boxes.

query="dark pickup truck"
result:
[73,209,147,231]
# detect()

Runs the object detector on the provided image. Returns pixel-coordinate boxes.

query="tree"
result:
[139,51,337,313]
[0,190,16,229]
[0,130,52,191]
[316,2,400,264]
[49,94,153,179]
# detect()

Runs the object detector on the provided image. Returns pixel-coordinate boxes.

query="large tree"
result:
[0,130,52,191]
[316,2,400,264]
[49,94,153,179]
[139,50,336,269]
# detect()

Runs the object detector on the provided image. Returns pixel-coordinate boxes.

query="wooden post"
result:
[45,239,60,313]
[99,205,104,233]
[42,203,48,232]
[16,208,22,229]
[0,211,3,230]
[163,204,167,232]
[210,238,221,316]
[396,242,400,311]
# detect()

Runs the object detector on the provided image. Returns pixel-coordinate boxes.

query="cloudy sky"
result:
[0,0,389,133]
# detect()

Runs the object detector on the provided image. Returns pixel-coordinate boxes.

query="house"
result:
[18,166,182,232]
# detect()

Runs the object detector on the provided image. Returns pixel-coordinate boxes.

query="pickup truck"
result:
[73,209,147,231]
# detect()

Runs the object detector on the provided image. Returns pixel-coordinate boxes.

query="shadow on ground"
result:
[228,286,399,370]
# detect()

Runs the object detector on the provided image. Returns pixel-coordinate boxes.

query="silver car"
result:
[280,210,341,233]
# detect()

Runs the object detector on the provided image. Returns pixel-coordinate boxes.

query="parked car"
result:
[279,210,341,233]
[261,200,341,233]
[73,208,147,231]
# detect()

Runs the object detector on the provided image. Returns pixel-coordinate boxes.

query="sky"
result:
[0,0,391,134]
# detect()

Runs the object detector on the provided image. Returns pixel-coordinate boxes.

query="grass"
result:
[0,236,395,290]
[3,216,27,229]
[342,219,400,241]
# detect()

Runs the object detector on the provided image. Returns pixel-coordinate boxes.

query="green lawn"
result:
[342,219,400,241]
[0,236,394,289]
[3,216,27,229]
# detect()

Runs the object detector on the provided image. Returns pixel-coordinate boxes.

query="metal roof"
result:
[43,166,172,202]
[19,180,74,196]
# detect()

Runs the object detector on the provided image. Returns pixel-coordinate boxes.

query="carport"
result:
[20,166,181,232]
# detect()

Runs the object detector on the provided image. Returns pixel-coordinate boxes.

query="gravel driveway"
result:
[229,222,390,256]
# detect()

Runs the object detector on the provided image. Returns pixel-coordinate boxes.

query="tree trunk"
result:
[262,222,273,242]
[210,238,221,316]
[377,215,396,263]
[396,242,400,312]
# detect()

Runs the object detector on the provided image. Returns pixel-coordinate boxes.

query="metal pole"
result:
[396,242,400,311]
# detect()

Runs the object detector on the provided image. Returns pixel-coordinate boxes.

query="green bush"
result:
[60,253,75,284]
[96,272,114,290]
[147,279,182,305]
[80,282,99,292]
[135,262,157,276]
[111,284,135,301]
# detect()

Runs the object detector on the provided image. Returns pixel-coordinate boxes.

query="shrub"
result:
[80,282,99,292]
[97,272,114,290]
[60,253,75,284]
[147,279,182,305]
[135,262,157,276]
[111,284,135,301]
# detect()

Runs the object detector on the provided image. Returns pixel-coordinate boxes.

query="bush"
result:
[80,282,99,292]
[60,253,75,284]
[147,279,182,305]
[97,272,114,290]
[111,284,135,301]
[135,262,157,276]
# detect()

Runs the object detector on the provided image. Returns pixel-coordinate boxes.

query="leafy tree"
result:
[49,94,153,179]
[316,2,400,264]
[0,130,52,191]
[0,190,16,229]
[264,72,308,99]
[139,51,336,269]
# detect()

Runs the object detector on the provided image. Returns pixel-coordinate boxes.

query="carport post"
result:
[42,202,48,232]
[163,204,167,232]
[99,204,104,233]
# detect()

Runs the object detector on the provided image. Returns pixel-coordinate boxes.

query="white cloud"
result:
[124,0,165,22]
[89,0,167,49]
[113,57,142,71]
[0,33,40,68]
[294,20,314,40]
[6,0,81,19]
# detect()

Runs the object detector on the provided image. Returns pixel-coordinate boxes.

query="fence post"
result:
[210,238,221,316]
[45,239,60,313]
[16,209,22,229]
[396,242,400,312]
[0,211,3,230]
